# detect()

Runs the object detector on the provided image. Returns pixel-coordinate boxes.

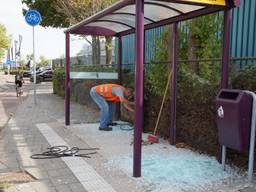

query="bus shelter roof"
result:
[65,0,239,36]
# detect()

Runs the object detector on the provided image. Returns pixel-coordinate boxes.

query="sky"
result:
[0,0,86,62]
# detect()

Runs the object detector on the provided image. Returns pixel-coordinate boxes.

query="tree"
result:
[22,0,117,65]
[0,24,11,61]
[26,54,33,61]
[37,56,50,67]
[180,13,223,80]
[105,36,113,65]
[18,59,27,69]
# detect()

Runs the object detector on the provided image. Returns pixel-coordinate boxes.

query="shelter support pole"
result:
[65,32,71,126]
[116,36,122,119]
[170,22,178,145]
[220,9,232,167]
[221,9,231,88]
[118,36,122,85]
[133,0,144,178]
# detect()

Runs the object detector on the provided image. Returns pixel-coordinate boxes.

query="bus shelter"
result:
[64,0,240,177]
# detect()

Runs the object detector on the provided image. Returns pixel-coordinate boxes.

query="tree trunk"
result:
[92,36,97,65]
[105,36,113,65]
[187,23,198,73]
[92,36,101,65]
[166,25,172,71]
[96,36,101,65]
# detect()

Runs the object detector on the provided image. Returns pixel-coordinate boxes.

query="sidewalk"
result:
[0,82,255,192]
[0,72,28,129]
[0,82,141,192]
[0,72,13,92]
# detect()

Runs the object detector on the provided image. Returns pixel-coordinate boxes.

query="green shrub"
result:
[176,71,219,155]
[231,64,256,92]
[144,64,219,155]
[3,68,26,75]
[143,25,221,155]
[53,68,65,97]
[145,63,169,97]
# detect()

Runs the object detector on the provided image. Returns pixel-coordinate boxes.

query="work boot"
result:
[107,122,117,126]
[99,126,112,131]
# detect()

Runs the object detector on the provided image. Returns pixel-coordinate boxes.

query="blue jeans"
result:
[90,88,114,128]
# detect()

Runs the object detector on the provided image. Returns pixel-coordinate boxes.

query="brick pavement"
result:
[0,81,256,192]
[0,72,13,91]
[0,82,142,192]
[0,82,90,192]
[0,73,28,129]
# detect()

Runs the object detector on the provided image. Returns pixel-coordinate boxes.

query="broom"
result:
[147,70,172,143]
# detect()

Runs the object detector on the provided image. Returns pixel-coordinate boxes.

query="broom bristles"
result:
[147,134,159,143]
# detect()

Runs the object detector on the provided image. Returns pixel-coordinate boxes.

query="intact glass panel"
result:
[86,22,130,33]
[115,5,135,14]
[144,4,180,21]
[99,14,151,28]
[145,0,204,13]
[114,3,204,22]
[115,4,179,21]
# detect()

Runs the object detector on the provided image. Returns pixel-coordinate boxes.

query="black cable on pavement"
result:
[117,123,134,131]
[30,145,99,159]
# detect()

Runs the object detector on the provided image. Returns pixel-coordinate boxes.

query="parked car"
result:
[38,70,53,82]
[24,67,41,77]
[30,70,53,83]
[30,74,41,84]
[23,70,32,77]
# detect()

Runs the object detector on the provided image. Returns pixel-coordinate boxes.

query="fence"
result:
[121,57,256,70]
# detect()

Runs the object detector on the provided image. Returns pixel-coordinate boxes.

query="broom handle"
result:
[153,70,172,135]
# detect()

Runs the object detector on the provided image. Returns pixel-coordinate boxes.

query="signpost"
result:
[6,59,12,75]
[25,10,41,104]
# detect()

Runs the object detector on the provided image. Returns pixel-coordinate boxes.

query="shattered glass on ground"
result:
[106,148,241,192]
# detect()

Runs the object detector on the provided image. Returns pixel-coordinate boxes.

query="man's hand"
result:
[121,100,134,113]
[128,101,135,106]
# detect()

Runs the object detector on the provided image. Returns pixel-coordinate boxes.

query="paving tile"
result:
[54,184,72,192]
[47,168,71,178]
[51,175,78,186]
[42,161,67,171]
[81,180,114,191]
[15,183,37,192]
[28,180,55,192]
[75,171,100,182]
[25,167,48,179]
[68,183,87,192]
[239,187,256,192]
[0,161,8,170]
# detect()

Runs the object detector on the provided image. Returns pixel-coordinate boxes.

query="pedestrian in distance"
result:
[90,83,134,131]
[15,72,24,97]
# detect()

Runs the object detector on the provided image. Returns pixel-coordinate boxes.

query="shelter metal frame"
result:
[64,0,240,177]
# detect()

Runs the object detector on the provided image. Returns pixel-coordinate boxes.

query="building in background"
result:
[52,38,116,69]
[119,0,256,69]
[231,0,256,68]
[52,0,255,70]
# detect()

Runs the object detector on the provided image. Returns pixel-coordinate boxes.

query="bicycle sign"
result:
[25,10,41,26]
[6,59,12,65]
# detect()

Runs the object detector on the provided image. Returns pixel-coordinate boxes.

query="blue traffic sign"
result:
[6,60,12,65]
[25,10,41,26]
